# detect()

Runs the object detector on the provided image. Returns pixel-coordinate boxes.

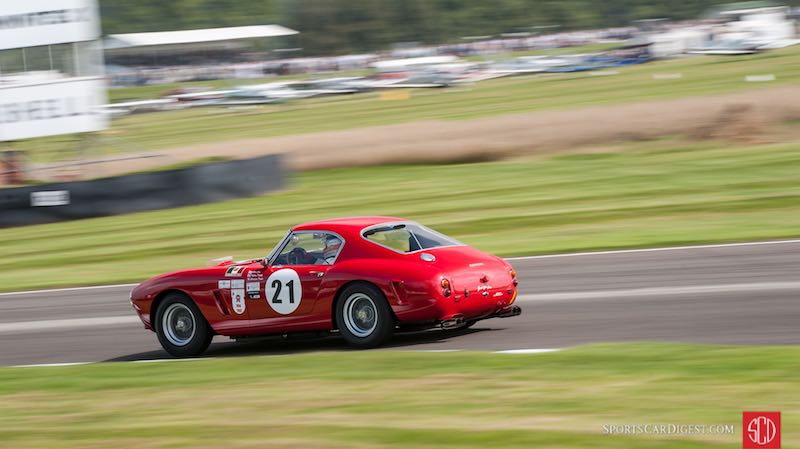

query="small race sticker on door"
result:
[231,289,246,315]
[246,281,260,299]
[225,265,245,277]
[265,269,302,315]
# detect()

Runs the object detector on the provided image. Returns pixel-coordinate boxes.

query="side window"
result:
[363,223,461,253]
[364,227,412,252]
[274,232,343,266]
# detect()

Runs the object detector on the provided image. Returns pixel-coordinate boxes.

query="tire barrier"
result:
[0,154,285,228]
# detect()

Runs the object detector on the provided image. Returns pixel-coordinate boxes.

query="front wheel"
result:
[336,283,394,348]
[155,293,213,357]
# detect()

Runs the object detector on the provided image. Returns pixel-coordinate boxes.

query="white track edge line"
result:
[4,282,798,334]
[2,239,799,297]
[10,348,563,368]
[0,316,141,334]
[515,281,800,302]
[9,282,800,334]
[505,239,800,261]
[494,349,561,354]
[0,283,138,297]
[12,362,93,368]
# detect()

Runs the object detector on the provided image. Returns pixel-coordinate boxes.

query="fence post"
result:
[1,150,25,186]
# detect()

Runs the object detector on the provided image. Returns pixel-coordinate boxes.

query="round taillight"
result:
[441,278,452,297]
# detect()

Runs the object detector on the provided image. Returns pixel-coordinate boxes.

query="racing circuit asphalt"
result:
[1,240,798,367]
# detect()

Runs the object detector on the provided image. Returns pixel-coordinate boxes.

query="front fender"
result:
[130,267,233,334]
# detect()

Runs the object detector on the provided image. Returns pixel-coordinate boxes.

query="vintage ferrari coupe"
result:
[130,216,521,356]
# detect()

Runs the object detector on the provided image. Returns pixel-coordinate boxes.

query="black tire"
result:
[464,320,478,329]
[155,293,213,357]
[335,282,394,348]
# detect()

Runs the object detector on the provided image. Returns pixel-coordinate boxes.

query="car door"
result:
[248,231,342,333]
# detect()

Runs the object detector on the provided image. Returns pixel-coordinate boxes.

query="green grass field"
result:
[2,138,798,292]
[0,343,797,448]
[19,45,800,162]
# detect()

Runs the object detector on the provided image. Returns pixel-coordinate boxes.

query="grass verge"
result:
[0,138,798,291]
[0,343,797,448]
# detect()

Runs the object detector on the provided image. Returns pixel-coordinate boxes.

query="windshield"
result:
[266,230,291,263]
[362,222,462,253]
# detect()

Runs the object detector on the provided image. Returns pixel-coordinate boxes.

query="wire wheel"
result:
[162,302,196,347]
[342,292,378,338]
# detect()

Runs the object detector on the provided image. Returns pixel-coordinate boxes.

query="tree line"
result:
[99,0,800,56]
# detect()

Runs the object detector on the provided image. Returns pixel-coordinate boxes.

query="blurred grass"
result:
[1,138,798,291]
[0,343,798,448]
[19,45,800,162]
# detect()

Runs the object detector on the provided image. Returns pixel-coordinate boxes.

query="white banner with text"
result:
[0,0,100,50]
[0,77,107,141]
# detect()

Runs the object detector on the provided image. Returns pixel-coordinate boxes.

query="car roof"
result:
[292,216,405,235]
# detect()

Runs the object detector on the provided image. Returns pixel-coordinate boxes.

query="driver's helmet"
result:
[323,235,342,261]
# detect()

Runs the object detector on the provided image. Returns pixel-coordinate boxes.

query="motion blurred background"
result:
[1,1,799,448]
[1,0,799,286]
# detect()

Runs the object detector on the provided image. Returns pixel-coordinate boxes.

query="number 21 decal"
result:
[270,279,296,304]
[265,269,302,315]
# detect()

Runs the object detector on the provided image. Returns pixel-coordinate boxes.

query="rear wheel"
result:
[155,293,213,357]
[336,283,394,348]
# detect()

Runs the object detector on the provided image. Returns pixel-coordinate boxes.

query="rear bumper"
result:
[439,304,521,329]
[393,284,519,324]
[493,304,522,318]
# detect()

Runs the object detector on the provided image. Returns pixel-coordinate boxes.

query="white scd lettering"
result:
[265,269,302,315]
[30,191,70,207]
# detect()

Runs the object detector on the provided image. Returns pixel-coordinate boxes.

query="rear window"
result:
[363,223,461,253]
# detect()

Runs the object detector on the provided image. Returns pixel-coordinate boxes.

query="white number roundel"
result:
[265,269,302,315]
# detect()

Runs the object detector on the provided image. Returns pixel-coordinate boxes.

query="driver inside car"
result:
[317,235,342,265]
[286,234,342,265]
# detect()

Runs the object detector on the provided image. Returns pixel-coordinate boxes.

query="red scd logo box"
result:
[743,412,781,448]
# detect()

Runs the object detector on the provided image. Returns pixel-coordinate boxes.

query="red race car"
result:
[130,216,521,357]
